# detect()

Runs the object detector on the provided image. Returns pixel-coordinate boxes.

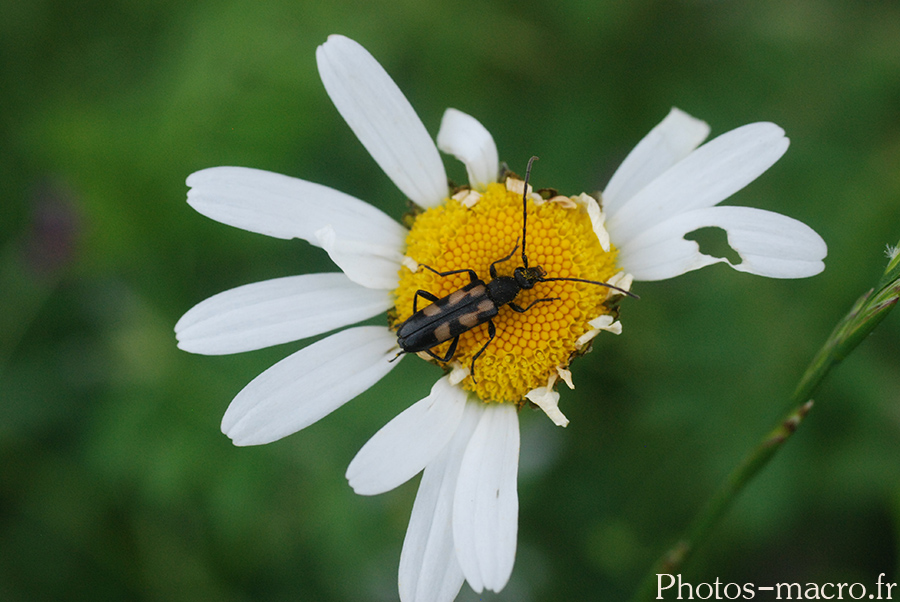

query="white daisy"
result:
[175,34,826,602]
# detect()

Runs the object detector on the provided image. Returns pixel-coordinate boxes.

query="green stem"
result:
[631,401,813,601]
[630,242,900,602]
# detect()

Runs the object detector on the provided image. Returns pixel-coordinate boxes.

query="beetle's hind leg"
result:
[422,335,460,363]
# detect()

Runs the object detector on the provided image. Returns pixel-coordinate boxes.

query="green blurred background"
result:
[2,0,899,600]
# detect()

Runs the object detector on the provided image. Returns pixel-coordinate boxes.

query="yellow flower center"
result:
[392,180,623,404]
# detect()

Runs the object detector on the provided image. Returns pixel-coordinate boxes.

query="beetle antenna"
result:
[540,276,640,299]
[522,156,538,268]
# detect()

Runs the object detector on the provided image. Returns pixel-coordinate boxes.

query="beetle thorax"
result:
[486,276,522,306]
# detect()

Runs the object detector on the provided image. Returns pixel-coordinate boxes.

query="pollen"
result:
[392,180,625,404]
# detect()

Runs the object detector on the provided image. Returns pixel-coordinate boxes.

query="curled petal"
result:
[452,403,520,593]
[437,108,499,191]
[315,226,404,290]
[575,314,622,349]
[397,401,482,602]
[221,326,399,446]
[186,166,406,248]
[607,122,790,248]
[573,193,611,252]
[603,108,710,218]
[525,387,569,427]
[175,273,392,355]
[317,35,447,208]
[346,376,468,496]
[617,206,827,281]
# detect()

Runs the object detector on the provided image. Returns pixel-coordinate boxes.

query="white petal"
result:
[186,167,406,249]
[221,326,399,446]
[452,403,520,593]
[436,108,499,191]
[315,226,403,290]
[316,35,448,208]
[347,376,467,496]
[618,206,827,281]
[175,273,392,355]
[398,401,481,602]
[603,108,710,218]
[607,122,789,248]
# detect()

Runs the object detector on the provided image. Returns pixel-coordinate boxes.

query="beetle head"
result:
[514,265,547,289]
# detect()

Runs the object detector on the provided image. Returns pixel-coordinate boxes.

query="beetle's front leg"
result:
[488,239,520,278]
[509,297,559,313]
[469,320,496,383]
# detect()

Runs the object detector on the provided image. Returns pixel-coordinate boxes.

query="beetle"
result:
[395,156,637,382]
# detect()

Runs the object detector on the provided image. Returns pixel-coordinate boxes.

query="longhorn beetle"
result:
[395,156,637,382]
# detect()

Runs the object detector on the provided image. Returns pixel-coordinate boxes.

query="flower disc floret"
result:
[393,180,622,403]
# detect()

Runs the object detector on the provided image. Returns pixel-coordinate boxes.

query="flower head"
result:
[392,177,624,405]
[175,34,826,602]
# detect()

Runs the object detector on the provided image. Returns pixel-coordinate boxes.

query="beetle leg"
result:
[509,297,559,313]
[489,238,520,278]
[423,335,459,363]
[419,264,480,284]
[469,320,496,383]
[412,289,440,313]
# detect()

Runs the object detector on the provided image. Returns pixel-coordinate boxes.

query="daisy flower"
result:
[175,35,826,602]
